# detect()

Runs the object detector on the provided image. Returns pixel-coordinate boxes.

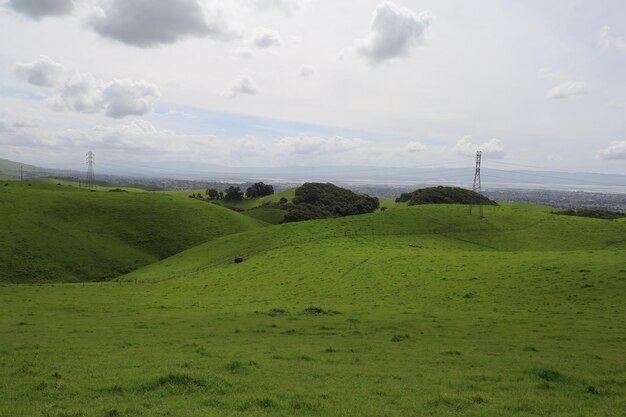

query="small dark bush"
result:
[157,373,206,388]
[234,257,244,264]
[253,397,280,409]
[532,368,564,382]
[391,334,410,342]
[303,306,340,315]
[267,308,288,316]
[225,361,246,374]
[587,385,600,395]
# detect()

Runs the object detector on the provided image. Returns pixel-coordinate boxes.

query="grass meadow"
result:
[0,185,625,416]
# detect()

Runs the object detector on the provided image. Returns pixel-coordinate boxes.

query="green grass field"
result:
[1,191,625,416]
[0,181,264,283]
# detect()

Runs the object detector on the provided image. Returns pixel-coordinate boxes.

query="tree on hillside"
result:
[219,190,224,200]
[246,182,274,198]
[207,188,220,200]
[224,186,244,201]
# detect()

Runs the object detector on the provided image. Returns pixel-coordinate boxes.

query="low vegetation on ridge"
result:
[263,182,379,222]
[397,186,498,206]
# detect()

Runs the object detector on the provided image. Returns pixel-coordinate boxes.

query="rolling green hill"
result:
[0,181,264,283]
[215,188,297,210]
[0,158,50,178]
[1,202,625,416]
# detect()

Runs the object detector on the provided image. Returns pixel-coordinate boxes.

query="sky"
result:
[0,0,625,176]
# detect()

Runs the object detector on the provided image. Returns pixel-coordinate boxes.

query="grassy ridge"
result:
[0,158,49,178]
[122,203,626,283]
[0,203,624,416]
[0,181,264,283]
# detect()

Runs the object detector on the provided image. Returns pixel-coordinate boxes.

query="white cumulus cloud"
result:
[404,141,427,153]
[7,0,75,20]
[251,28,282,49]
[546,81,590,99]
[101,79,161,118]
[224,75,259,98]
[453,136,505,159]
[14,57,160,118]
[598,141,626,160]
[13,56,67,87]
[88,0,240,47]
[355,2,431,67]
[599,26,626,54]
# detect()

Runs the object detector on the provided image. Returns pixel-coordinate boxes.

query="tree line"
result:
[190,182,274,201]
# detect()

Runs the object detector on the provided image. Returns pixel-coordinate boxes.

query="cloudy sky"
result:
[0,0,625,175]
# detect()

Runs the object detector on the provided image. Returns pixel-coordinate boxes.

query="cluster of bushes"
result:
[265,182,379,223]
[245,182,274,198]
[552,209,625,220]
[396,186,498,206]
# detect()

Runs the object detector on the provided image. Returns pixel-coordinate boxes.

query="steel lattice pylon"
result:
[86,151,95,189]
[469,151,484,218]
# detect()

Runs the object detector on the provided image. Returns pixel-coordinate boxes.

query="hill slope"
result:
[1,203,624,416]
[0,158,51,178]
[122,202,626,283]
[0,181,264,282]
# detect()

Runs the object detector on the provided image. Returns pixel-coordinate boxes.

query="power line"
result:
[486,167,623,187]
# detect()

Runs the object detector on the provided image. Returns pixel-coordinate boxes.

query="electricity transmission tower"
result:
[85,151,95,189]
[469,151,484,218]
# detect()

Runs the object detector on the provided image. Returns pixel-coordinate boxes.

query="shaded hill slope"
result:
[0,181,264,283]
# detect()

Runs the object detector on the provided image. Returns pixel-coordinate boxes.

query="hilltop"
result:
[0,181,264,282]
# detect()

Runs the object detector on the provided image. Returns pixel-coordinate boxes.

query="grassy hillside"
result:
[1,203,625,416]
[216,188,296,210]
[0,181,264,283]
[242,207,287,224]
[0,158,50,178]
